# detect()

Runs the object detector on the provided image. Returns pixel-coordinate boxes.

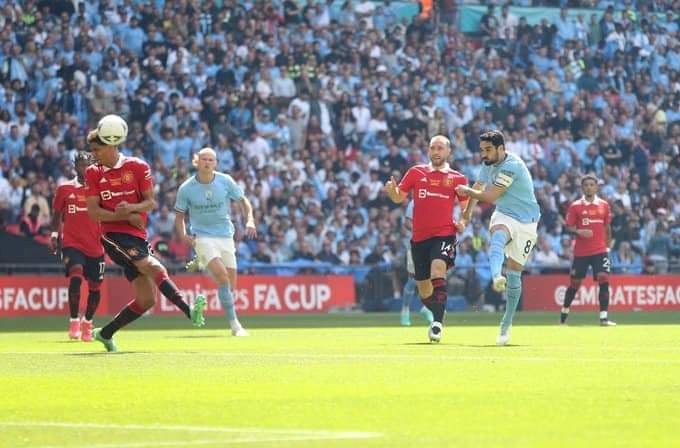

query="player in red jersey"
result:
[84,116,206,352]
[383,135,468,342]
[561,174,616,326]
[49,152,104,342]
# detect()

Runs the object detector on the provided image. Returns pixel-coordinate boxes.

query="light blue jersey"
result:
[404,201,414,249]
[477,152,541,224]
[175,172,244,238]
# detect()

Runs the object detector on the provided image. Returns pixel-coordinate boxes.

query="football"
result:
[96,114,128,146]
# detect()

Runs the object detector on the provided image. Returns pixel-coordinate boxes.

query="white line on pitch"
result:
[0,351,679,364]
[0,421,380,439]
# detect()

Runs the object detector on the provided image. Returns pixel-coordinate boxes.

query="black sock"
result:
[560,286,578,323]
[85,290,101,321]
[157,278,191,318]
[430,278,447,323]
[68,276,82,319]
[101,302,145,339]
[599,283,609,316]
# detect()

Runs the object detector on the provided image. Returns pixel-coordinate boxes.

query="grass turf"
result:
[1,312,679,448]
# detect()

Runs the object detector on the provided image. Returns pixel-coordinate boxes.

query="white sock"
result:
[561,307,570,314]
[229,319,242,330]
[599,311,608,320]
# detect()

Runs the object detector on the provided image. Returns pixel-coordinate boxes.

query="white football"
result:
[97,114,128,146]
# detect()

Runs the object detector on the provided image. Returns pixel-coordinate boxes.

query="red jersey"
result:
[399,163,468,242]
[84,155,153,240]
[52,179,104,257]
[565,196,611,257]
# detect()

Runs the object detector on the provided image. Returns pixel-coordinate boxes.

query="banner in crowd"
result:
[0,275,355,316]
[523,275,680,311]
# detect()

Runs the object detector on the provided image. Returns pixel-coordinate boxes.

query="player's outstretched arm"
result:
[456,182,505,205]
[458,181,483,231]
[384,176,408,204]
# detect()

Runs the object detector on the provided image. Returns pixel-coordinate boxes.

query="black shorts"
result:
[570,252,611,280]
[410,235,457,281]
[101,232,151,281]
[61,247,105,282]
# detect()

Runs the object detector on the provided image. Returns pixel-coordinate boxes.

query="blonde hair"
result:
[192,147,217,167]
[429,135,451,149]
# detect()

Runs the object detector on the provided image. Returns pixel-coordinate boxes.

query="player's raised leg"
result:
[136,257,206,326]
[488,227,510,292]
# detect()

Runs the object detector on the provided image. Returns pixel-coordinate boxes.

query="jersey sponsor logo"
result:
[582,218,604,225]
[67,204,88,214]
[122,171,135,184]
[100,189,137,200]
[417,189,451,199]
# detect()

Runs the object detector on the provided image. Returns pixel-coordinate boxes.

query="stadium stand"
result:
[0,1,678,310]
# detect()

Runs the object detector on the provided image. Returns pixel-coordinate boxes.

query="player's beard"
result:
[430,157,445,168]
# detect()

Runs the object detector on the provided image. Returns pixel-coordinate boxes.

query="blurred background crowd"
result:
[0,0,679,307]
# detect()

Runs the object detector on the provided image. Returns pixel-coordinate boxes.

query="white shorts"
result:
[406,248,415,276]
[194,237,237,270]
[489,211,538,266]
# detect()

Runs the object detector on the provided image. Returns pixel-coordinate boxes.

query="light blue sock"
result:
[500,270,522,330]
[218,285,236,321]
[489,230,509,279]
[402,277,417,310]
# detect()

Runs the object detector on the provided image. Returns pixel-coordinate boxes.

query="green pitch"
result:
[1,312,679,448]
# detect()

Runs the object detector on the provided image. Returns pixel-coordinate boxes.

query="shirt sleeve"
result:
[138,160,153,193]
[224,175,244,200]
[565,203,577,227]
[84,168,100,198]
[53,186,65,213]
[174,184,188,213]
[398,167,416,193]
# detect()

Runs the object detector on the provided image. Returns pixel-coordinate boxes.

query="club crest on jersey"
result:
[444,176,454,187]
[122,171,134,184]
[205,190,213,201]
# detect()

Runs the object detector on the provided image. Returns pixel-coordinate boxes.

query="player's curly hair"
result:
[479,130,505,148]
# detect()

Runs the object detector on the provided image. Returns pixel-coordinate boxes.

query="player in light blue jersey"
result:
[174,147,257,336]
[456,130,541,345]
[400,201,434,326]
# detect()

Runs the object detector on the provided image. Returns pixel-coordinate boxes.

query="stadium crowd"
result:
[0,0,679,289]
